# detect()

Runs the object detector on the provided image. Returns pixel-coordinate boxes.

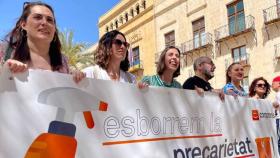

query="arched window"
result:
[119,16,123,24]
[142,0,146,9]
[130,8,134,17]
[125,12,129,22]
[115,20,118,28]
[110,23,114,30]
[136,4,140,14]
[106,26,109,32]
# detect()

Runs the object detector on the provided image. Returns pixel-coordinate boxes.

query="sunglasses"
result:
[112,39,130,48]
[23,2,30,8]
[23,2,36,9]
[256,84,266,88]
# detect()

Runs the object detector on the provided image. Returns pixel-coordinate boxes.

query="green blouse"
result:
[142,75,181,88]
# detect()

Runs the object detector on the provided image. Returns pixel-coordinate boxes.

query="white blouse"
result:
[82,65,136,84]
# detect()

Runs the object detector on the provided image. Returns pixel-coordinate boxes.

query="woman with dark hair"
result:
[249,77,271,99]
[223,62,247,97]
[1,2,65,72]
[83,30,136,83]
[140,46,181,88]
[0,1,85,82]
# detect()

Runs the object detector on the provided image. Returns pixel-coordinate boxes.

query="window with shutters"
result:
[192,17,205,48]
[227,0,245,34]
[164,31,175,47]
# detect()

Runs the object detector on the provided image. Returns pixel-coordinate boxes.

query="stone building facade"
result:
[154,0,280,100]
[98,0,280,99]
[98,0,156,80]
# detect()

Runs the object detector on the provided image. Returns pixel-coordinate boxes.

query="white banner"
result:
[0,67,278,158]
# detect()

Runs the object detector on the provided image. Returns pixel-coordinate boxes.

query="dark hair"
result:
[249,77,271,99]
[5,1,63,71]
[226,62,242,83]
[95,30,129,71]
[157,46,180,78]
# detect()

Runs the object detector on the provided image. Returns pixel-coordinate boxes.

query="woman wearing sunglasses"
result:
[83,30,136,83]
[0,1,85,82]
[249,77,271,99]
[139,46,181,88]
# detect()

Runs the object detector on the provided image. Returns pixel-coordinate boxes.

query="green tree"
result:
[59,29,94,70]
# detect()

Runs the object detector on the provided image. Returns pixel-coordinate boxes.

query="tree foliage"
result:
[59,29,94,70]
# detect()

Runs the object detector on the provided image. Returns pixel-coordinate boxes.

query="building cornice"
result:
[154,0,186,18]
[117,5,153,30]
[159,20,177,30]
[123,13,154,36]
[186,3,207,17]
[99,0,140,27]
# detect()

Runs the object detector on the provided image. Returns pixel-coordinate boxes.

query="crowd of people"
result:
[0,1,279,104]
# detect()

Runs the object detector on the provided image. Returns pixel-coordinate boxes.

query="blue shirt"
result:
[223,83,248,97]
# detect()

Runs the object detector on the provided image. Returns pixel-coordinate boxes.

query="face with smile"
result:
[228,63,244,82]
[110,34,129,62]
[21,5,56,44]
[254,80,267,97]
[164,48,180,73]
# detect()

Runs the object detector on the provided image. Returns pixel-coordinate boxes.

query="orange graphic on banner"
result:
[83,101,108,129]
[252,110,260,121]
[83,111,94,129]
[24,133,77,158]
[99,101,108,111]
[26,88,109,157]
[255,137,272,158]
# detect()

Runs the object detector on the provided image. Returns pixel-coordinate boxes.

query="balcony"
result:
[275,43,280,60]
[181,33,212,54]
[214,15,255,42]
[263,4,280,25]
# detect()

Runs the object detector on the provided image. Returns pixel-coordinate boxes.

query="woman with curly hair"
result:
[83,30,136,83]
[249,77,271,99]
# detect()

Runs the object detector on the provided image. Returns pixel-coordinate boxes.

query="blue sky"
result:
[0,0,120,45]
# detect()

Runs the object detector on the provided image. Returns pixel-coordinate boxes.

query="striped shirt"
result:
[142,75,181,88]
[223,83,248,97]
